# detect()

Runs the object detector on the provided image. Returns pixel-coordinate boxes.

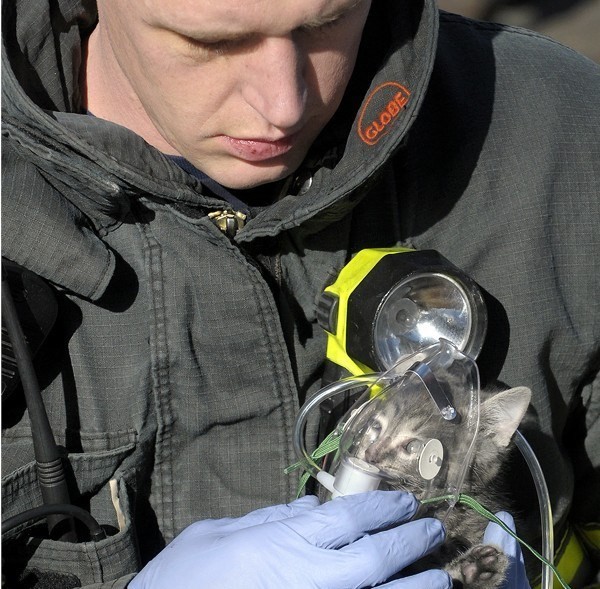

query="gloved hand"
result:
[130,491,452,589]
[484,511,532,589]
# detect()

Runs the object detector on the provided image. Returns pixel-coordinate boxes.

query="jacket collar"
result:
[238,0,439,241]
[2,0,438,297]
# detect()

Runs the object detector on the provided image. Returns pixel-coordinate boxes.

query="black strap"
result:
[1,258,58,400]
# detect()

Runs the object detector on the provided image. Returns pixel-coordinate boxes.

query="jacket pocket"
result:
[2,433,141,587]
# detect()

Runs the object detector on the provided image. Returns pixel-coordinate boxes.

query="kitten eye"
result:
[405,440,424,455]
[365,419,383,443]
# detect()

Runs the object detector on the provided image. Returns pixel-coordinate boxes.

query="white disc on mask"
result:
[418,438,444,480]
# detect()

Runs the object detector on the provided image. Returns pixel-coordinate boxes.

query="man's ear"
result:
[479,387,532,447]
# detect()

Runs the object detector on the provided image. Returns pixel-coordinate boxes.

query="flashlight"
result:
[316,248,488,375]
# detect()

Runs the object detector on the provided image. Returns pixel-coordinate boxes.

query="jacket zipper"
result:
[207,210,247,238]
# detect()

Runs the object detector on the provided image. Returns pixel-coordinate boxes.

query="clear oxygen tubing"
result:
[293,383,555,589]
[292,374,383,478]
[514,430,554,589]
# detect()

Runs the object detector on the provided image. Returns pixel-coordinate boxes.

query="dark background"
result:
[437,0,600,63]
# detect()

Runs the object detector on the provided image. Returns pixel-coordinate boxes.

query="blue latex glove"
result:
[484,511,532,589]
[130,491,452,589]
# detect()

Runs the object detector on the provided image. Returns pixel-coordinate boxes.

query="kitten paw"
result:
[447,543,508,589]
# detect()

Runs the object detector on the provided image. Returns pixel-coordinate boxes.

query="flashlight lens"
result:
[374,273,476,369]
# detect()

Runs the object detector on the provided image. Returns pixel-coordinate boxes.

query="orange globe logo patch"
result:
[358,82,411,146]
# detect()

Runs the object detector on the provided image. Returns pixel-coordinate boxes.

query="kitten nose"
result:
[364,444,379,463]
[364,436,391,462]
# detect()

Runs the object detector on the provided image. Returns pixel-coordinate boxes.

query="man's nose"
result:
[242,36,308,130]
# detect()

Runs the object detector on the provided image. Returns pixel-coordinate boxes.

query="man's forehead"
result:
[142,0,365,38]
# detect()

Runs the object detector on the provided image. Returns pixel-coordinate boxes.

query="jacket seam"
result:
[208,231,299,499]
[132,205,176,540]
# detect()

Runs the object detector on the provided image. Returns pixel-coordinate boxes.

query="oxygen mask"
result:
[295,340,481,517]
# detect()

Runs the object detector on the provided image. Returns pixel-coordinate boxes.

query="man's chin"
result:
[201,159,299,191]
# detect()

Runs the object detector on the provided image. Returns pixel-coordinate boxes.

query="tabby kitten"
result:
[356,384,531,589]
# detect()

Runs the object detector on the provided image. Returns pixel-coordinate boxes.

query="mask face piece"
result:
[326,340,480,511]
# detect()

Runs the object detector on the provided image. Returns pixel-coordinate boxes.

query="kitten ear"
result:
[479,386,532,447]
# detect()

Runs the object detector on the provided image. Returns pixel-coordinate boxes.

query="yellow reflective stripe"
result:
[555,527,587,588]
[532,525,586,589]
[324,248,412,376]
[576,523,600,553]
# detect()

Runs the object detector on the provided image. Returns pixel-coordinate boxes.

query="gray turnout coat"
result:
[2,0,599,586]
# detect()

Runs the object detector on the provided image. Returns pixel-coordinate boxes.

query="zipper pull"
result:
[208,210,247,237]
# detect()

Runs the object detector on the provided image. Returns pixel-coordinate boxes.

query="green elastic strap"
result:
[284,440,570,589]
[284,430,341,498]
[422,493,572,589]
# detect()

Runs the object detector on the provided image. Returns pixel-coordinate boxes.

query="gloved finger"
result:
[223,495,321,530]
[483,512,524,562]
[484,512,531,589]
[174,496,321,541]
[382,569,452,589]
[282,491,418,549]
[333,518,446,587]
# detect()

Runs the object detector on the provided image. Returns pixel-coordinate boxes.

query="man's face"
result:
[92,0,371,189]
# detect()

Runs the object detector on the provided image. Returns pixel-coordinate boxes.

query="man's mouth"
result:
[219,133,298,162]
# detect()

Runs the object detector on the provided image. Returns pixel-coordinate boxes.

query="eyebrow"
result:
[302,0,366,29]
[168,0,366,44]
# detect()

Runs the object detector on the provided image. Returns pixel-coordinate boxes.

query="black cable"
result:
[1,273,77,542]
[2,504,106,542]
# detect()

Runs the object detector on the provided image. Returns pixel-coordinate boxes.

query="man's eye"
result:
[315,18,341,31]
[186,38,233,56]
[301,17,342,36]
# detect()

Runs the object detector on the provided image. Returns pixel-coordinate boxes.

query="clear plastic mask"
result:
[325,340,480,514]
